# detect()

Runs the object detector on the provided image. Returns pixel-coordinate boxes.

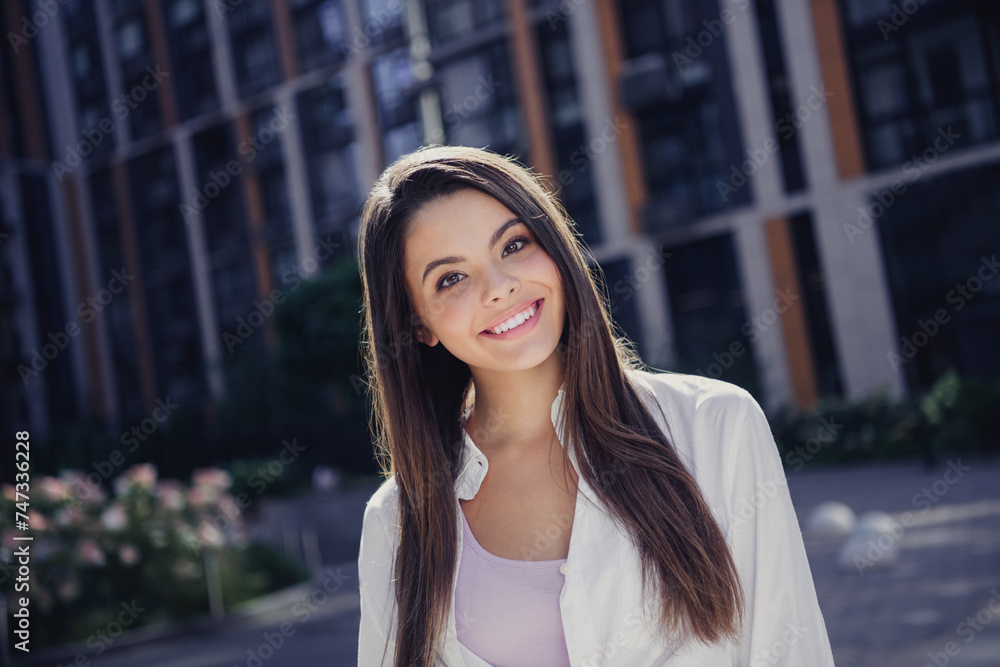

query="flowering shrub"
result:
[0,463,306,648]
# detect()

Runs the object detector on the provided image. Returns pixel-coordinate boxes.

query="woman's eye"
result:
[503,237,529,256]
[438,273,463,290]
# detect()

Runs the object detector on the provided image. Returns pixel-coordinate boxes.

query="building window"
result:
[618,0,749,231]
[600,257,644,355]
[111,8,163,140]
[191,124,258,333]
[753,0,806,194]
[536,16,600,246]
[126,147,206,403]
[663,232,761,397]
[840,3,1000,171]
[875,163,1000,392]
[164,0,219,120]
[358,0,406,52]
[298,77,360,235]
[424,0,505,48]
[436,40,522,157]
[63,2,114,157]
[789,211,843,399]
[371,47,422,164]
[168,0,200,25]
[292,0,347,73]
[88,168,144,418]
[228,0,282,99]
[116,17,145,63]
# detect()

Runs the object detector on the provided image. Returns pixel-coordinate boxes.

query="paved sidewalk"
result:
[787,454,1000,667]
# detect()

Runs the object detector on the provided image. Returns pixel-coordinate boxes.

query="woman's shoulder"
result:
[363,475,401,526]
[625,366,755,417]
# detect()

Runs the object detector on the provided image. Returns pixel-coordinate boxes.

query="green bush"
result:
[769,369,1000,469]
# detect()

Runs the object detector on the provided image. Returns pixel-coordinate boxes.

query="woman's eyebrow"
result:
[420,218,522,285]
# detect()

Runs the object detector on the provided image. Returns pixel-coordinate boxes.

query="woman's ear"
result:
[414,320,439,347]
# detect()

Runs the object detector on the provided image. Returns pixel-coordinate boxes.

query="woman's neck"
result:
[466,354,565,455]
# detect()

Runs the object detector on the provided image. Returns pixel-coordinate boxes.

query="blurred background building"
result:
[2,0,999,439]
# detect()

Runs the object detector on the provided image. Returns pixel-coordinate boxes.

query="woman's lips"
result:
[480,299,543,338]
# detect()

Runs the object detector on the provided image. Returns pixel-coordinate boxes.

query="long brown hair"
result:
[357,145,744,666]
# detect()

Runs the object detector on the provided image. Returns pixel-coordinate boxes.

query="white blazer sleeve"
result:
[358,498,398,667]
[726,392,836,666]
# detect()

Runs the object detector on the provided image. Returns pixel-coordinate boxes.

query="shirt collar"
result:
[455,381,571,501]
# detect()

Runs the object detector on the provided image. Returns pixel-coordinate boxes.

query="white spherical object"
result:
[804,501,857,539]
[856,511,900,536]
[836,510,905,574]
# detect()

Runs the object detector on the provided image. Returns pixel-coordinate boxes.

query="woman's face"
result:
[402,187,566,374]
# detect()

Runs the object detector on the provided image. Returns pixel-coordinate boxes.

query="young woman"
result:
[356,145,835,667]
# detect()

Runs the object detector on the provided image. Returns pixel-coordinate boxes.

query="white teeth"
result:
[490,303,537,335]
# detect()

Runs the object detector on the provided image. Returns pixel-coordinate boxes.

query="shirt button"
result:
[560,562,569,575]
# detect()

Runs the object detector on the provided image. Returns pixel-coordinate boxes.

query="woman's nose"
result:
[484,266,518,302]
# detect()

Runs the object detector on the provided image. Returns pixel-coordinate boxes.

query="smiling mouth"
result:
[482,299,541,335]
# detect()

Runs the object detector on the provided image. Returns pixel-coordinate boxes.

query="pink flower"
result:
[2,484,17,501]
[118,544,140,566]
[155,480,185,511]
[54,506,84,528]
[27,511,48,532]
[187,485,218,508]
[78,538,106,566]
[216,493,242,519]
[59,470,105,503]
[197,521,225,548]
[192,468,233,490]
[56,579,80,602]
[38,477,71,502]
[72,475,107,505]
[100,504,128,531]
[126,463,158,489]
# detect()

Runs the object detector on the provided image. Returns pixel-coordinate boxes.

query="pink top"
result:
[455,506,571,667]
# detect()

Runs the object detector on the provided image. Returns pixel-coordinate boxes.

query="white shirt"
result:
[357,368,837,666]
